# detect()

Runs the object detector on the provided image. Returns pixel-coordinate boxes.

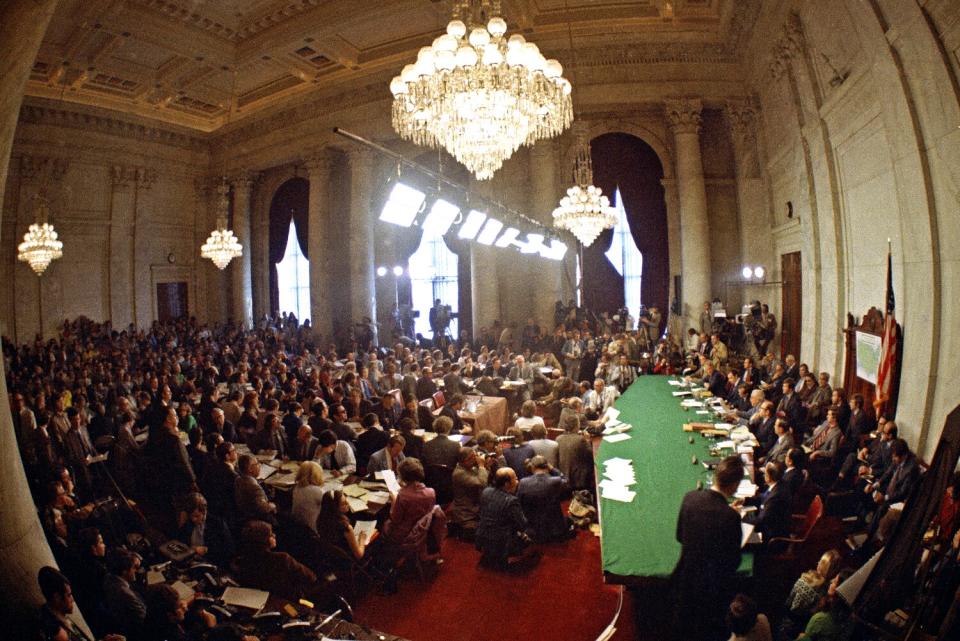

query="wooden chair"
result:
[769,495,824,558]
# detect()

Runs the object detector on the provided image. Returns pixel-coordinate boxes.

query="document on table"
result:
[147,569,166,585]
[221,586,270,610]
[345,496,369,513]
[668,379,685,386]
[603,433,631,443]
[735,479,758,499]
[254,450,277,463]
[695,410,710,415]
[601,484,637,503]
[170,580,195,602]
[672,390,692,397]
[602,407,621,422]
[321,479,343,494]
[257,463,277,480]
[342,484,368,498]
[364,490,392,504]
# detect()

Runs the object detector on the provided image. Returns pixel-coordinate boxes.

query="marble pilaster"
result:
[346,147,377,342]
[665,97,711,329]
[304,150,334,341]
[230,173,256,328]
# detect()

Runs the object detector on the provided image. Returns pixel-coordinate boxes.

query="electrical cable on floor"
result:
[595,584,624,641]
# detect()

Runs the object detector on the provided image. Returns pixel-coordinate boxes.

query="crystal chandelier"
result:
[389,0,573,180]
[552,129,616,247]
[200,179,242,270]
[17,194,63,275]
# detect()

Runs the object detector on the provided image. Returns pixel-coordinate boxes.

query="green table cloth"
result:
[596,375,753,579]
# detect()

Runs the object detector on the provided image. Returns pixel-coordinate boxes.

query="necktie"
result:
[811,425,831,451]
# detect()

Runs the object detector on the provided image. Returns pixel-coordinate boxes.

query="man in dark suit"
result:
[673,455,744,641]
[439,393,467,434]
[329,403,358,445]
[416,367,438,401]
[740,461,792,542]
[200,441,238,521]
[421,416,461,468]
[476,467,538,570]
[356,413,390,472]
[865,438,921,539]
[776,378,805,437]
[517,456,570,542]
[282,403,305,449]
[700,361,726,399]
[291,424,319,461]
[443,363,470,396]
[376,392,402,431]
[737,357,762,391]
[751,401,777,458]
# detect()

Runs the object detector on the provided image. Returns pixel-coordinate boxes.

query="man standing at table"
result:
[673,455,745,641]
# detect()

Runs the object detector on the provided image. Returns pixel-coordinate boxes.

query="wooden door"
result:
[780,252,802,359]
[157,282,188,322]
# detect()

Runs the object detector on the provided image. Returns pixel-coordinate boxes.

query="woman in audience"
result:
[726,593,771,641]
[514,400,545,432]
[233,520,317,601]
[779,549,842,640]
[291,461,326,533]
[799,569,854,641]
[316,490,371,561]
[383,458,437,552]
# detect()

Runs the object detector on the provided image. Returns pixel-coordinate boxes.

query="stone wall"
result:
[744,0,960,459]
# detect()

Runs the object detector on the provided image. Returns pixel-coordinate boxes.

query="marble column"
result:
[346,148,377,342]
[665,97,711,330]
[192,178,212,324]
[231,173,256,328]
[132,167,156,328]
[726,98,772,312]
[528,141,562,329]
[0,0,79,629]
[304,150,334,341]
[251,193,270,324]
[14,156,44,343]
[109,165,136,329]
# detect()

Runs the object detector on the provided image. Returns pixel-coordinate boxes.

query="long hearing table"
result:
[595,375,753,582]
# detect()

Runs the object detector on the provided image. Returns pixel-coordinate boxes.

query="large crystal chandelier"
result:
[389,0,573,180]
[552,129,616,247]
[200,179,243,270]
[18,194,63,275]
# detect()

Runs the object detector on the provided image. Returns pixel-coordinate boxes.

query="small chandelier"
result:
[18,194,63,275]
[200,179,242,270]
[389,0,573,180]
[552,130,616,246]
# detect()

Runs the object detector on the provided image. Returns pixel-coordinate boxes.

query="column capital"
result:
[111,165,137,187]
[302,149,334,176]
[664,97,703,135]
[19,155,68,181]
[346,146,377,170]
[135,167,158,190]
[230,171,260,193]
[768,11,803,79]
[725,98,759,147]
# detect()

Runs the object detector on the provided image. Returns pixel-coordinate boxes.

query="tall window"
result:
[408,230,458,339]
[276,220,310,322]
[604,187,643,322]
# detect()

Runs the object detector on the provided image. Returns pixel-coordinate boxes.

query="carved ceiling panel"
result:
[24,0,753,133]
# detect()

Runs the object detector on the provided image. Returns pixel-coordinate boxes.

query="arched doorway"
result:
[584,133,669,333]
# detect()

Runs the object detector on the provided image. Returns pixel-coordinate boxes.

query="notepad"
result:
[353,519,377,543]
[170,580,195,602]
[601,485,636,502]
[603,433,631,443]
[741,522,760,547]
[256,463,277,480]
[345,496,369,513]
[377,469,401,495]
[222,586,270,610]
[342,484,368,498]
[364,491,392,504]
[672,390,692,397]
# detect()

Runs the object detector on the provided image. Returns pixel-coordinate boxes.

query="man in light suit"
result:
[367,434,407,475]
[526,423,559,468]
[584,378,619,414]
[761,418,795,466]
[805,408,843,463]
[508,355,536,401]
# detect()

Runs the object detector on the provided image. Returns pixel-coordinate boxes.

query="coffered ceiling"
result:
[25,0,751,133]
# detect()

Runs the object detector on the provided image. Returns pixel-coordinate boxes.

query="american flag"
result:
[876,249,897,403]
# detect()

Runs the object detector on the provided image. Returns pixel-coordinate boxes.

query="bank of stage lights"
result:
[378,182,568,261]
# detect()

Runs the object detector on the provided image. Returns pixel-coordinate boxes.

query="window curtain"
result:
[268,177,310,313]
[585,133,669,331]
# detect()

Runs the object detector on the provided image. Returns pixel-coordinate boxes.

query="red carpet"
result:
[355,530,636,641]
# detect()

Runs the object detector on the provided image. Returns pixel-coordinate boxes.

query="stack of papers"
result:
[668,379,686,387]
[602,422,632,435]
[342,484,368,498]
[600,457,637,503]
[221,586,270,610]
[735,478,758,499]
[672,390,692,397]
[602,433,631,443]
[680,399,705,408]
